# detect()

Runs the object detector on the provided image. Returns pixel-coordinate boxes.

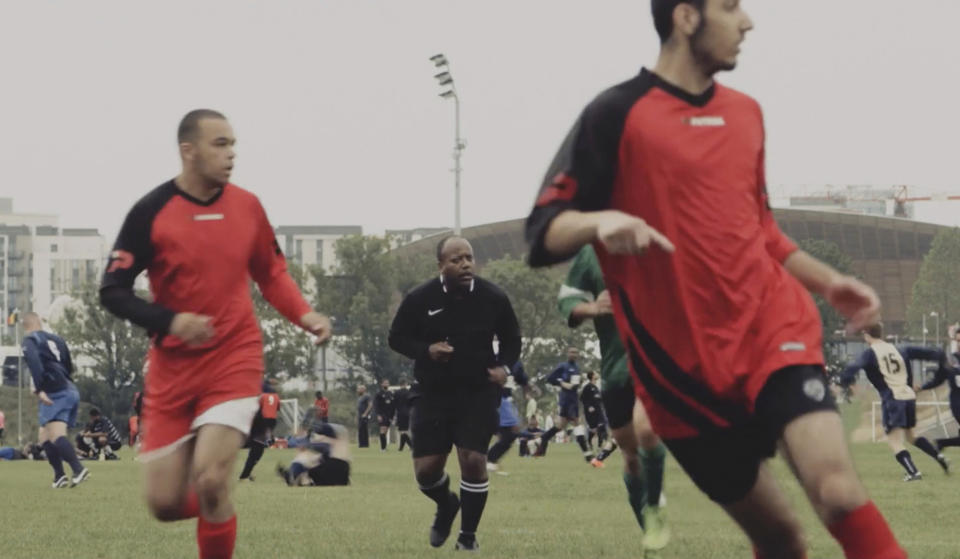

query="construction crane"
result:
[892,185,960,217]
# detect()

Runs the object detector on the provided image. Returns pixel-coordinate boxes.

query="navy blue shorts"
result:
[38,384,79,428]
[882,398,916,433]
[559,399,579,421]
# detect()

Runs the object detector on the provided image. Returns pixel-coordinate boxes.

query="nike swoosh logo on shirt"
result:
[428,308,444,316]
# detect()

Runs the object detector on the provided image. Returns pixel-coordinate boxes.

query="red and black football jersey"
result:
[526,69,823,438]
[101,180,311,385]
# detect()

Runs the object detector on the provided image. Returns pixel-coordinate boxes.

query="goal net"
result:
[276,398,301,437]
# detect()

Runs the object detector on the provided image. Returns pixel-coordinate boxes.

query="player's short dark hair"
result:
[177,109,227,143]
[587,371,598,381]
[89,408,101,417]
[315,391,322,398]
[436,235,465,262]
[865,323,883,339]
[652,0,706,43]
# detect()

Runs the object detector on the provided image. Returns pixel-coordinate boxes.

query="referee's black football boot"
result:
[454,533,479,551]
[429,492,460,548]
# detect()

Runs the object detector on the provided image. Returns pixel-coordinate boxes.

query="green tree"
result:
[251,262,318,380]
[797,239,854,365]
[54,283,150,424]
[480,256,598,382]
[906,228,960,345]
[311,235,435,388]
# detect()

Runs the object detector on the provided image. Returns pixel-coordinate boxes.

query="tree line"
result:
[50,228,960,427]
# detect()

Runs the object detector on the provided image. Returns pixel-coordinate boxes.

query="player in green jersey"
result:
[558,245,670,555]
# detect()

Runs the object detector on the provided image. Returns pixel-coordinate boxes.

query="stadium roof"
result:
[392,210,953,335]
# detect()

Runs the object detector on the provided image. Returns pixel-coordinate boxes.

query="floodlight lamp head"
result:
[430,54,448,67]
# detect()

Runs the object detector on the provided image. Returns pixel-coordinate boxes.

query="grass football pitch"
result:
[2,433,959,558]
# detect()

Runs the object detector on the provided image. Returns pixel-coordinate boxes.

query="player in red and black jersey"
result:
[239,379,281,481]
[100,109,331,559]
[525,2,904,558]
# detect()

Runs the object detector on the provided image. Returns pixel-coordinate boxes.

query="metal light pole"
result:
[430,53,465,235]
[931,311,940,348]
[15,313,21,445]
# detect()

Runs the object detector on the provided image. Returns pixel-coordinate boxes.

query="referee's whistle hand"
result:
[170,313,216,346]
[487,367,508,386]
[428,342,455,363]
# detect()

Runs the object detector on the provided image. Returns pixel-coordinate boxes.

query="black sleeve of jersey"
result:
[526,80,647,268]
[388,289,430,361]
[494,292,522,367]
[99,186,178,337]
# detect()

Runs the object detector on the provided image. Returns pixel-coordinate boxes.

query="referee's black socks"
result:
[379,433,387,450]
[419,472,453,507]
[459,478,489,540]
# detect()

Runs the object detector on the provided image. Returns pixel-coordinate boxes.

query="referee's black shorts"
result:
[410,385,499,458]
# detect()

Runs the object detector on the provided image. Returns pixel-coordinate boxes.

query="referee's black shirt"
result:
[389,276,521,393]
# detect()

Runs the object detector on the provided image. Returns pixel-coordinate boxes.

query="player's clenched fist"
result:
[596,210,675,255]
[170,312,215,346]
[301,311,333,345]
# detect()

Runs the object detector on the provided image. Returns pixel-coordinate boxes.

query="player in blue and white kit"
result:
[538,348,592,461]
[486,362,532,474]
[841,324,949,480]
[919,329,960,452]
[21,312,89,488]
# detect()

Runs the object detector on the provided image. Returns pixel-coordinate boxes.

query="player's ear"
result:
[674,3,702,38]
[179,141,194,162]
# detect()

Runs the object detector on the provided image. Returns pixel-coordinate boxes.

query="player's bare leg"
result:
[454,447,489,550]
[143,440,195,521]
[722,464,806,559]
[192,424,245,521]
[191,424,245,559]
[414,453,459,548]
[780,410,906,559]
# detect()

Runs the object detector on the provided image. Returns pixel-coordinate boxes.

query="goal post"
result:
[277,398,301,437]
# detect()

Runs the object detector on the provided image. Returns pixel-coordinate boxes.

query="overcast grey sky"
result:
[2,1,958,241]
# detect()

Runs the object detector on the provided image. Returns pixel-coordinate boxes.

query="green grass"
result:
[1,437,958,558]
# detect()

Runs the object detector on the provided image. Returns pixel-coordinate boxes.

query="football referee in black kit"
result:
[389,236,521,552]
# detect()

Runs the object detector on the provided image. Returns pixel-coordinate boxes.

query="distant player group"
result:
[15,1,960,558]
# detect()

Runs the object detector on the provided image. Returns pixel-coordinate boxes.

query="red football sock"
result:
[178,491,199,519]
[827,502,907,559]
[196,515,236,559]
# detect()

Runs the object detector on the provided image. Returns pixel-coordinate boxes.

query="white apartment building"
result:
[274,225,362,272]
[0,199,108,343]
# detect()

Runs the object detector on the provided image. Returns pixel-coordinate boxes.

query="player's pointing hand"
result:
[170,313,215,346]
[596,210,675,256]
